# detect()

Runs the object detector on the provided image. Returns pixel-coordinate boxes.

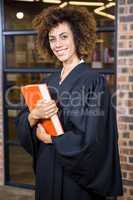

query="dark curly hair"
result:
[33,5,96,63]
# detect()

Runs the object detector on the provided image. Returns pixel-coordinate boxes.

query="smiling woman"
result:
[48,22,81,82]
[48,23,77,63]
[32,5,96,63]
[16,5,123,200]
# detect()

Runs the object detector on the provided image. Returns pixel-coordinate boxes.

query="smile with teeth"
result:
[56,49,67,55]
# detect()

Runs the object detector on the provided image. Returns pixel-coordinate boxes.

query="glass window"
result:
[92,32,115,69]
[8,109,20,141]
[4,0,115,30]
[9,145,35,185]
[95,5,115,27]
[4,1,47,30]
[96,17,115,27]
[5,35,59,68]
[105,74,115,91]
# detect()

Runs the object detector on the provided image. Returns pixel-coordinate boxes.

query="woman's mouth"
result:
[56,49,67,55]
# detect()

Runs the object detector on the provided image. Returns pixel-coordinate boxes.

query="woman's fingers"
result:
[36,100,57,111]
[37,124,46,133]
[44,103,58,112]
[37,99,56,107]
[45,109,58,118]
[31,99,58,119]
[37,100,58,117]
[36,124,52,144]
[36,125,45,142]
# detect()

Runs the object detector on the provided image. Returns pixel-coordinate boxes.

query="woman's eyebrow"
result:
[49,32,68,37]
[60,32,68,36]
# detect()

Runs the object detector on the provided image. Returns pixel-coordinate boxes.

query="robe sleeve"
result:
[16,106,39,172]
[52,74,123,196]
[16,76,51,168]
[16,106,34,155]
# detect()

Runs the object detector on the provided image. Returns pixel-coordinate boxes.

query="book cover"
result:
[21,84,64,136]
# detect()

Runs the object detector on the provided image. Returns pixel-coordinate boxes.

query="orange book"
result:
[21,84,64,136]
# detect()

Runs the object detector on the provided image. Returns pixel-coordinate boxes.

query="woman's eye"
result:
[61,35,68,39]
[49,38,55,42]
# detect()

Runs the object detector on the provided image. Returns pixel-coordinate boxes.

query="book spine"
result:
[51,115,64,136]
[39,84,64,135]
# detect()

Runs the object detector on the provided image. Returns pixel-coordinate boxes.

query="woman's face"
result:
[49,22,78,63]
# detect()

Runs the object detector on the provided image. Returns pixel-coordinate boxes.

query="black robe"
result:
[16,63,123,200]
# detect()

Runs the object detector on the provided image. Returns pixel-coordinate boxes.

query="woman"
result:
[17,6,123,200]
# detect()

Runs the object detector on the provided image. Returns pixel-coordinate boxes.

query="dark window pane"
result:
[4,0,115,30]
[8,109,20,141]
[4,1,47,30]
[95,5,115,27]
[105,74,115,91]
[9,145,35,185]
[92,32,115,68]
[5,35,59,67]
[96,17,115,27]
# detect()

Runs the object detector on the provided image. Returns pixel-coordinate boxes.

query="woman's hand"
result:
[28,99,58,127]
[36,123,52,144]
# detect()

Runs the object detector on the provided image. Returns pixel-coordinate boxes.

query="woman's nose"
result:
[55,38,62,48]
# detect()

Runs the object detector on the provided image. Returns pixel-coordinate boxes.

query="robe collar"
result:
[58,62,91,95]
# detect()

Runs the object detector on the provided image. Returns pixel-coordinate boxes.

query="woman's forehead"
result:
[49,22,72,36]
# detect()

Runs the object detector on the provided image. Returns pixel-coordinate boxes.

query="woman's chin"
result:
[56,56,68,63]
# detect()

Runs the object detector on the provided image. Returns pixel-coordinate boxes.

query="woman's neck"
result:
[62,56,80,74]
[60,56,81,84]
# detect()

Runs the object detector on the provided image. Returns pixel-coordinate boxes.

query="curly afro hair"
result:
[33,5,96,63]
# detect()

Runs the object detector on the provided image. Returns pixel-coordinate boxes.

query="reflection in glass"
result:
[105,74,115,91]
[9,145,35,185]
[95,3,115,27]
[5,1,115,30]
[5,35,58,67]
[8,109,20,141]
[96,16,114,27]
[92,32,115,68]
[5,1,47,30]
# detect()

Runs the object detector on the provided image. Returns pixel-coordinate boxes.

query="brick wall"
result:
[117,0,133,200]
